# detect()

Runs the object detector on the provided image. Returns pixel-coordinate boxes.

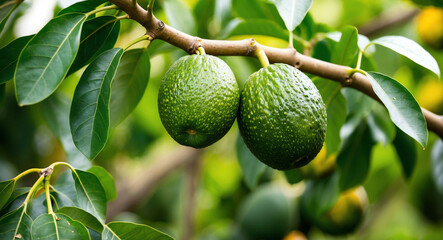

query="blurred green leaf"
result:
[274,0,313,32]
[57,206,103,233]
[326,32,374,53]
[226,19,288,40]
[340,88,374,140]
[69,16,120,75]
[102,222,175,240]
[0,0,22,34]
[367,72,428,148]
[337,120,374,191]
[53,172,78,206]
[0,206,32,240]
[87,166,116,201]
[283,169,303,184]
[393,126,416,179]
[193,0,215,38]
[312,40,332,61]
[0,179,15,210]
[0,83,4,105]
[432,139,443,195]
[233,0,266,20]
[163,0,196,35]
[0,35,32,84]
[331,26,358,66]
[371,36,440,77]
[72,169,107,223]
[31,213,90,240]
[57,0,106,16]
[235,133,266,189]
[301,172,340,217]
[367,104,396,146]
[14,13,86,105]
[0,188,29,217]
[70,48,123,159]
[110,48,150,127]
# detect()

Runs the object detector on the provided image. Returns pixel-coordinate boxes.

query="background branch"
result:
[358,9,420,37]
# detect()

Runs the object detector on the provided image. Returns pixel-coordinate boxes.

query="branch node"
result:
[294,61,301,68]
[40,167,53,177]
[344,77,353,86]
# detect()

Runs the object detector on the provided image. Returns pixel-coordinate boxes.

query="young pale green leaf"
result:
[367,104,396,146]
[42,94,91,170]
[57,206,103,233]
[31,213,90,240]
[366,72,428,148]
[14,13,86,106]
[274,0,313,32]
[72,169,107,223]
[393,126,416,179]
[331,26,358,66]
[57,0,106,16]
[163,0,196,35]
[337,120,374,191]
[69,16,120,75]
[102,222,175,240]
[0,179,15,210]
[370,36,440,77]
[87,166,117,201]
[110,48,150,127]
[431,139,443,195]
[283,169,303,184]
[314,79,346,155]
[0,35,33,84]
[235,133,266,189]
[70,48,123,160]
[0,206,32,240]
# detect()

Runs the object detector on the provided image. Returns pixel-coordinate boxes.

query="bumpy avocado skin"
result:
[158,55,240,148]
[238,64,326,170]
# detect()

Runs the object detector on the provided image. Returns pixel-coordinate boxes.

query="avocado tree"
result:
[0,0,442,239]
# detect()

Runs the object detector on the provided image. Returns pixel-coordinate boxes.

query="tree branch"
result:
[358,9,420,37]
[108,0,443,139]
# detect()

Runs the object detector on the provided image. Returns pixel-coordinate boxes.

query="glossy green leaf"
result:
[301,172,339,217]
[326,32,374,53]
[69,16,120,75]
[42,94,91,170]
[0,35,33,84]
[235,133,266,189]
[14,13,86,106]
[31,213,90,240]
[431,139,443,195]
[370,36,440,77]
[0,179,15,210]
[70,48,123,159]
[0,188,29,217]
[367,72,428,148]
[314,78,346,155]
[87,166,116,201]
[72,169,107,223]
[367,104,396,146]
[57,206,103,233]
[57,0,106,16]
[0,0,21,34]
[393,126,416,179]
[110,48,150,127]
[53,172,78,207]
[0,206,32,240]
[331,26,358,66]
[283,169,303,184]
[102,222,174,240]
[337,120,374,191]
[163,0,196,35]
[274,0,312,31]
[226,19,288,40]
[51,190,75,209]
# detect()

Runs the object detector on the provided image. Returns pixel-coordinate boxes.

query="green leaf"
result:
[393,126,416,179]
[367,104,396,146]
[69,16,120,75]
[300,172,340,217]
[57,206,103,233]
[57,0,106,16]
[366,72,428,148]
[314,79,346,155]
[0,179,15,210]
[370,36,440,77]
[0,35,33,84]
[331,26,358,66]
[102,222,174,240]
[337,120,374,191]
[326,32,374,53]
[163,0,196,35]
[72,169,107,223]
[31,213,90,240]
[0,0,21,34]
[431,139,443,195]
[42,94,91,170]
[274,0,313,32]
[70,48,123,159]
[226,19,288,41]
[0,188,29,217]
[233,0,267,20]
[14,13,86,106]
[87,166,116,201]
[235,133,266,189]
[0,206,32,240]
[0,83,5,105]
[53,172,78,207]
[110,48,150,127]
[193,0,215,38]
[283,169,303,184]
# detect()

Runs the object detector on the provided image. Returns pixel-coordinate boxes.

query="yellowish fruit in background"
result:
[417,7,443,49]
[283,230,308,240]
[298,146,336,179]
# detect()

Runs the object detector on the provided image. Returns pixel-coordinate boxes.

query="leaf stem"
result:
[86,5,119,17]
[124,35,150,50]
[197,46,206,55]
[255,47,270,68]
[115,14,129,21]
[22,175,44,212]
[347,68,366,78]
[147,0,155,10]
[51,162,76,172]
[44,176,53,214]
[356,50,363,70]
[13,168,42,181]
[288,31,294,49]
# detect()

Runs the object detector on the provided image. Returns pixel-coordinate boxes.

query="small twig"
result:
[182,154,201,240]
[358,9,420,37]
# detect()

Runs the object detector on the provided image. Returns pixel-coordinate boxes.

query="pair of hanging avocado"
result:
[157,48,327,170]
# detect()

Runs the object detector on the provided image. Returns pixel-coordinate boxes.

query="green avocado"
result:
[158,54,240,148]
[238,63,326,170]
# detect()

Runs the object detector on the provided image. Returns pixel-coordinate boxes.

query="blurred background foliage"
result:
[0,0,443,239]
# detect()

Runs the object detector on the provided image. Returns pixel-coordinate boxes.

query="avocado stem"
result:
[197,46,206,55]
[255,47,270,68]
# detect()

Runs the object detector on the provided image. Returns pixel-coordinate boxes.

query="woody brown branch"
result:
[108,0,443,139]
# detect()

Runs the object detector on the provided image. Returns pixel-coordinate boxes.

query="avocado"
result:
[238,63,326,170]
[158,54,240,148]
